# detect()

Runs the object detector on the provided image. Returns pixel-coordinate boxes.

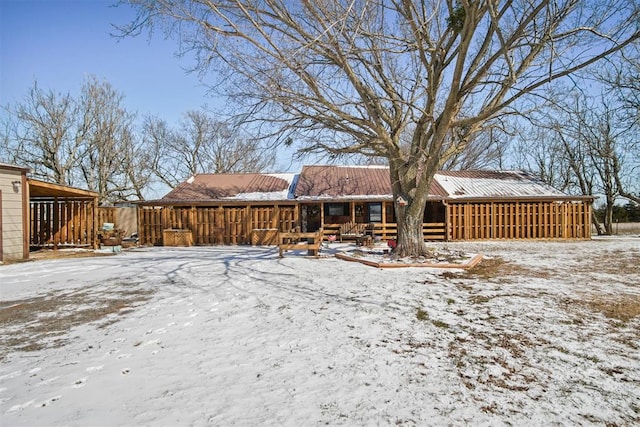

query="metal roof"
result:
[158,173,297,203]
[434,170,567,199]
[149,166,582,204]
[294,165,392,199]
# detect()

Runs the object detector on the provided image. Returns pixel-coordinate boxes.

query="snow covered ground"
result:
[1,237,639,426]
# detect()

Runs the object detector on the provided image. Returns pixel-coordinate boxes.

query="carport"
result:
[29,179,99,249]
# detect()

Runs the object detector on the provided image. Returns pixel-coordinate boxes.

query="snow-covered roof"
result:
[149,167,577,204]
[157,173,298,203]
[434,170,567,199]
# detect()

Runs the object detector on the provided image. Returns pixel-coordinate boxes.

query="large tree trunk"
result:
[389,159,432,257]
[394,199,429,257]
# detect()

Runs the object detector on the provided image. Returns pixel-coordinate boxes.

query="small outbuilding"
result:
[28,179,100,249]
[0,163,30,262]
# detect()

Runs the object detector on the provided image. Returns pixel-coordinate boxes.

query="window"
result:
[326,203,348,216]
[368,203,382,222]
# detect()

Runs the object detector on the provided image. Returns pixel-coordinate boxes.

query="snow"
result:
[1,238,639,425]
[223,173,298,201]
[435,171,566,198]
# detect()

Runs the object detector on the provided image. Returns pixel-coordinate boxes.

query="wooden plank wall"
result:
[97,207,116,228]
[138,205,298,246]
[30,199,97,247]
[448,201,591,240]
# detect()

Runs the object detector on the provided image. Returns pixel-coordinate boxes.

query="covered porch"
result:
[299,200,447,241]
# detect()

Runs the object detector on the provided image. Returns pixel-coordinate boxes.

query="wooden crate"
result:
[163,229,193,247]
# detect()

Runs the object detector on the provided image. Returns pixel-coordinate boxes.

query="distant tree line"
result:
[594,202,640,223]
[0,76,275,203]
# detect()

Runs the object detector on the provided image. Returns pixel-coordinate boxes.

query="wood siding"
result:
[0,169,27,260]
[138,199,591,247]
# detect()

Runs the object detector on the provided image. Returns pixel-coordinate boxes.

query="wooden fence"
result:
[138,205,299,246]
[448,200,591,240]
[30,200,98,248]
[97,207,116,228]
[138,200,591,247]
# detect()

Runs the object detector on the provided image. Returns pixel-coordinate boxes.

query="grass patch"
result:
[431,319,449,329]
[416,308,429,321]
[588,251,640,276]
[445,257,552,282]
[470,295,491,304]
[580,294,640,322]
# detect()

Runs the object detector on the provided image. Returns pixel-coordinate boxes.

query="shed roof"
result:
[158,173,297,204]
[29,179,98,200]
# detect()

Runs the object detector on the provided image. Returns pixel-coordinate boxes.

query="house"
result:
[137,166,592,246]
[0,163,30,262]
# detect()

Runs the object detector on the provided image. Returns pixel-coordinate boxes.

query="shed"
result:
[0,163,30,262]
[29,179,100,249]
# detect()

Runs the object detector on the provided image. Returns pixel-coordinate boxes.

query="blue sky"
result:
[0,0,220,126]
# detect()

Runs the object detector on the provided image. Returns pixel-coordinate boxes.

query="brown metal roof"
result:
[294,166,577,201]
[160,173,294,202]
[294,165,392,199]
[294,165,448,200]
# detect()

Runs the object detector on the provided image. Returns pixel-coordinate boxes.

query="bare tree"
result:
[599,56,640,205]
[515,88,640,234]
[2,82,87,185]
[143,110,275,188]
[119,0,640,256]
[1,77,148,203]
[79,76,141,203]
[442,122,510,170]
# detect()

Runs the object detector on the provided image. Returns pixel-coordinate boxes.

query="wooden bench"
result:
[278,230,323,257]
[339,221,366,242]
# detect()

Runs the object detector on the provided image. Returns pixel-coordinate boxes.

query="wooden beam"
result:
[21,172,29,259]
